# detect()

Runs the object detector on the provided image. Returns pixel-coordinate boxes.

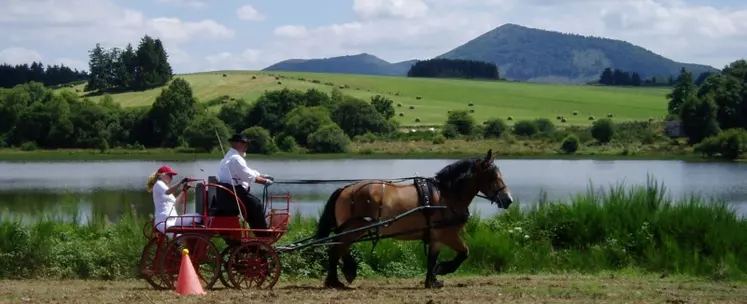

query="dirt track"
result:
[1,274,745,304]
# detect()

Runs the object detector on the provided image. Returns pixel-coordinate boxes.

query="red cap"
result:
[156,165,178,176]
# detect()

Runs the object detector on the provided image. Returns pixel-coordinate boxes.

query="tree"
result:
[146,78,198,147]
[591,118,615,144]
[217,98,251,133]
[184,113,231,152]
[370,95,395,120]
[332,98,394,138]
[282,106,334,146]
[307,124,351,153]
[241,126,277,154]
[85,44,108,92]
[679,94,721,145]
[482,118,508,138]
[513,120,538,137]
[667,68,696,116]
[245,88,307,135]
[444,110,476,136]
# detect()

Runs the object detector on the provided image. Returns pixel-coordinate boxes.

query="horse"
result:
[313,149,514,289]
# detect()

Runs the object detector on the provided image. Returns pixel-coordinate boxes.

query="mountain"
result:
[436,23,720,83]
[262,53,417,76]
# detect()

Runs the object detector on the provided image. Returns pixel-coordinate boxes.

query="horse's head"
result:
[473,149,513,209]
[433,149,514,209]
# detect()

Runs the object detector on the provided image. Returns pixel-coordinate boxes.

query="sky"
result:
[0,0,745,74]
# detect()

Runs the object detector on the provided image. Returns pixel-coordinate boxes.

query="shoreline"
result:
[0,147,721,162]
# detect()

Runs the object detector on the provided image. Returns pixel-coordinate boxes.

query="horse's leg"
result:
[424,241,443,289]
[324,243,347,289]
[433,229,469,277]
[341,251,358,284]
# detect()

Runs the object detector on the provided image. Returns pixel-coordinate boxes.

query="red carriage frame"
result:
[139,177,292,291]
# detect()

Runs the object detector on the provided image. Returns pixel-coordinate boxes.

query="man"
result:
[212,133,274,237]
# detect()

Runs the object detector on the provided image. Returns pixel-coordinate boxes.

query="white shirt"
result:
[217,148,262,190]
[153,180,178,226]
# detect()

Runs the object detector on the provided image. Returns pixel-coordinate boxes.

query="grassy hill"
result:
[437,23,719,83]
[260,23,719,84]
[263,53,417,76]
[58,71,671,127]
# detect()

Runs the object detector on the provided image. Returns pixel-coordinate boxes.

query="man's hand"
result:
[261,174,274,181]
[264,179,274,186]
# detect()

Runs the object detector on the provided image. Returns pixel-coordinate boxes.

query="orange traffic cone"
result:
[176,249,206,295]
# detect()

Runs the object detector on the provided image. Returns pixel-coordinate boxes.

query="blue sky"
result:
[1,0,745,73]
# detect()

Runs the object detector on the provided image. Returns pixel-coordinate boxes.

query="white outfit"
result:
[152,180,201,237]
[217,148,262,191]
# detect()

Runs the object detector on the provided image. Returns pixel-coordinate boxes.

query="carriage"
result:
[139,149,514,290]
[139,176,291,291]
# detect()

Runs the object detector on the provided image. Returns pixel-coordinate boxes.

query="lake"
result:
[2,158,747,224]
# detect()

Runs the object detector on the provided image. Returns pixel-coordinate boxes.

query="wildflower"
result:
[524,234,529,240]
[514,227,523,233]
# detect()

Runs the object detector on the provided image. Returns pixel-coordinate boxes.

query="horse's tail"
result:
[314,187,343,240]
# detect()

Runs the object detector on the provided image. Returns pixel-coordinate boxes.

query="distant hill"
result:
[262,24,721,84]
[262,53,417,76]
[436,23,720,83]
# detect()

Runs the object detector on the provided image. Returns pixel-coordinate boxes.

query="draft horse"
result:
[314,149,514,289]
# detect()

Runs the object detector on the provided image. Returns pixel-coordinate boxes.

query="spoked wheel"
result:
[159,233,221,290]
[139,237,169,290]
[226,242,281,290]
[218,245,237,289]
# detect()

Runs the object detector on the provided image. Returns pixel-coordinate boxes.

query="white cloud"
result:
[237,5,265,21]
[157,0,206,8]
[205,49,263,70]
[0,47,43,65]
[353,0,429,19]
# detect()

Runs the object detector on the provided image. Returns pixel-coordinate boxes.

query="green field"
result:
[56,71,672,126]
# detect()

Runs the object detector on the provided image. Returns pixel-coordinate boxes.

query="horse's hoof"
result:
[425,279,444,289]
[324,279,347,290]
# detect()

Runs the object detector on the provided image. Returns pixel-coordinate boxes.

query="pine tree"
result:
[85,43,108,92]
[667,68,696,115]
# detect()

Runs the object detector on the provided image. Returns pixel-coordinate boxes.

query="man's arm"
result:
[230,156,271,185]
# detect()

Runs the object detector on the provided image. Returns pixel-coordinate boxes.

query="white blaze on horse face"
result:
[506,191,513,202]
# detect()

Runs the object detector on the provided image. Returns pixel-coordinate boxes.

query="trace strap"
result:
[272,177,419,185]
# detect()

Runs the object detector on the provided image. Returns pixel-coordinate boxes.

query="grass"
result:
[1,177,745,283]
[54,70,671,126]
[2,274,746,303]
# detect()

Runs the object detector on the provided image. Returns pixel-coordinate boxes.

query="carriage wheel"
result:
[139,237,169,290]
[218,245,237,289]
[159,233,221,290]
[226,242,281,290]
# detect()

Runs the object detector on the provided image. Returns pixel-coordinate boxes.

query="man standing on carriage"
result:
[212,133,275,237]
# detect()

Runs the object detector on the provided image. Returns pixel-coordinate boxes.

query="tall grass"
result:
[1,177,745,281]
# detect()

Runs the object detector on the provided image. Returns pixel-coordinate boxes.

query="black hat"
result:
[228,134,249,143]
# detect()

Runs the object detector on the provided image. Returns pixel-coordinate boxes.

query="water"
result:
[2,159,747,224]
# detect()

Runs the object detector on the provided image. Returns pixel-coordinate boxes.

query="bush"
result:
[241,126,277,154]
[441,124,459,139]
[276,135,300,153]
[307,124,351,153]
[332,98,394,138]
[444,110,476,136]
[591,118,615,144]
[19,141,37,151]
[513,120,538,137]
[533,118,555,133]
[694,128,747,159]
[561,135,580,154]
[183,114,232,153]
[282,106,333,146]
[483,118,508,138]
[432,134,446,144]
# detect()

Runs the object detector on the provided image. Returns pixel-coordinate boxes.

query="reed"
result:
[1,177,744,281]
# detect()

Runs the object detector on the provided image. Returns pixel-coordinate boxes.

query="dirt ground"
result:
[1,274,746,304]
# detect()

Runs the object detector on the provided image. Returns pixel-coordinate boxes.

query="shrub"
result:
[276,135,300,153]
[432,134,446,144]
[441,124,459,139]
[307,124,351,153]
[241,126,277,154]
[533,118,555,133]
[694,128,747,159]
[20,141,37,151]
[591,118,615,144]
[282,106,333,146]
[513,120,539,137]
[561,135,580,154]
[483,118,508,138]
[444,110,476,136]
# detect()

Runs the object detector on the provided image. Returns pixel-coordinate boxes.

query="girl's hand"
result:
[180,177,189,185]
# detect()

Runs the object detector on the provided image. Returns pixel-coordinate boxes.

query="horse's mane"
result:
[432,157,483,194]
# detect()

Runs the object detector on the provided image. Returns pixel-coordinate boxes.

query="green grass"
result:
[55,71,671,126]
[1,177,744,281]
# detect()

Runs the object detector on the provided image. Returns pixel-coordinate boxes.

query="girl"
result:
[146,165,202,238]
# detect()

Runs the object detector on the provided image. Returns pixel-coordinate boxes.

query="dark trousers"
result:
[211,182,270,238]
